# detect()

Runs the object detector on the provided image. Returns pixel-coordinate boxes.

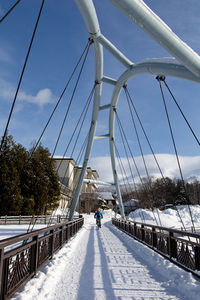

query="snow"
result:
[128,205,200,230]
[0,224,46,240]
[0,208,198,299]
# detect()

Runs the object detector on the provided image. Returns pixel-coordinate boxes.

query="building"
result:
[53,157,99,213]
[98,191,116,209]
[74,166,100,213]
[54,158,76,211]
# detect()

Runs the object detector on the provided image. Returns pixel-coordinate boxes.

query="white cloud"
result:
[90,156,113,183]
[18,88,55,106]
[90,154,200,183]
[0,78,56,107]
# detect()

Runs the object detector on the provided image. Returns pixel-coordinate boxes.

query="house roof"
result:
[98,191,115,201]
[53,156,77,165]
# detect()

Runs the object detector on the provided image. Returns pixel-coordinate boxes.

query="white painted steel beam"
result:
[69,0,103,221]
[102,76,117,86]
[74,0,100,36]
[109,0,200,77]
[94,134,110,140]
[71,0,126,220]
[97,34,132,68]
[99,104,111,111]
[109,60,200,133]
[83,179,115,186]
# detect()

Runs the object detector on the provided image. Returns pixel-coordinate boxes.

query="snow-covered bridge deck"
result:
[13,214,200,300]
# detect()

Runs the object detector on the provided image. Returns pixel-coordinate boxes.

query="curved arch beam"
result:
[110,58,200,110]
[109,59,200,208]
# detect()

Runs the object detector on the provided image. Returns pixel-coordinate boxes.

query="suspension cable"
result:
[48,84,95,226]
[124,86,165,226]
[116,112,142,201]
[156,76,194,231]
[115,141,150,222]
[0,0,22,24]
[0,0,45,154]
[26,40,92,233]
[116,112,137,189]
[124,86,166,181]
[65,119,99,219]
[163,80,200,146]
[58,84,96,190]
[114,142,131,197]
[124,85,188,227]
[48,133,89,226]
[116,112,141,191]
[28,39,92,161]
[50,41,92,159]
[123,88,161,225]
[65,133,89,220]
[114,105,153,207]
[56,83,96,173]
[114,110,144,187]
[125,90,150,181]
[116,112,146,222]
[57,93,94,201]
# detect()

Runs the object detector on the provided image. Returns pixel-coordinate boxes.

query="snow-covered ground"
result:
[0,224,46,241]
[0,208,199,299]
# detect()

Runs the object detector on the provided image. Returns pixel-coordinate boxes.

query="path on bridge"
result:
[14,213,200,300]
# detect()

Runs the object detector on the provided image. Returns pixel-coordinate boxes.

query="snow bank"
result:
[128,205,200,229]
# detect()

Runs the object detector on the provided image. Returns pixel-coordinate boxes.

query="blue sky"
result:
[1,0,200,181]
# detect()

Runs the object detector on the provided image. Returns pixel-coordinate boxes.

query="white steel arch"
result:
[69,0,200,220]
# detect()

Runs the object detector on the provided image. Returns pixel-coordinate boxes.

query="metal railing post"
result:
[169,232,177,259]
[194,246,200,270]
[60,226,63,246]
[1,257,9,299]
[0,249,4,300]
[141,224,145,241]
[66,224,69,242]
[152,227,157,248]
[134,223,137,237]
[32,235,39,274]
[50,229,54,258]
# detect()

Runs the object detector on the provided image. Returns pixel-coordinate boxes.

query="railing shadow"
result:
[100,221,181,299]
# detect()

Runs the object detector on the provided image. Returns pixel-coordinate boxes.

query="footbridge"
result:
[1,0,200,299]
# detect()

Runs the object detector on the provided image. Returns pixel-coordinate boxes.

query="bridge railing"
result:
[0,217,84,300]
[112,218,200,277]
[0,215,68,225]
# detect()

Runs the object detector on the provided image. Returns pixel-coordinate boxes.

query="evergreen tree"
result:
[0,136,60,215]
[0,135,27,215]
[29,145,60,214]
